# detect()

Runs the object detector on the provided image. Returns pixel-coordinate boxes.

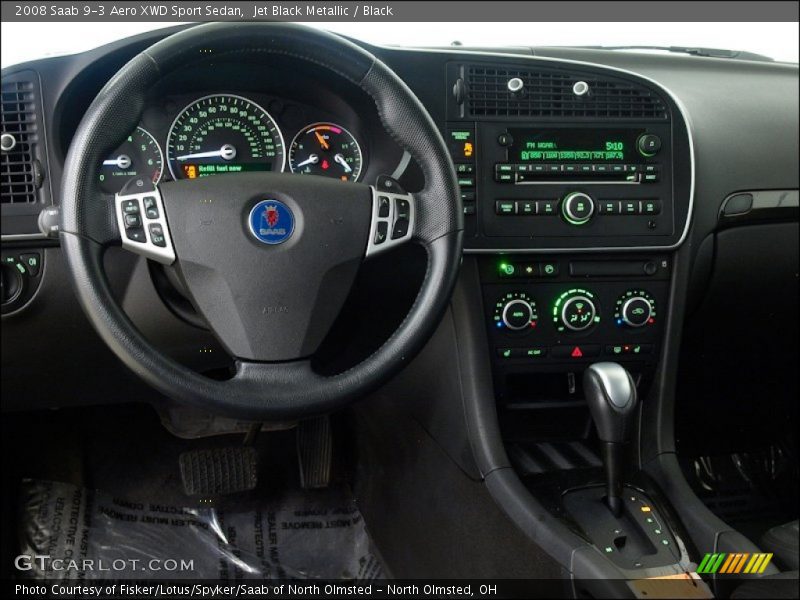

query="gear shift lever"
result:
[583,362,638,517]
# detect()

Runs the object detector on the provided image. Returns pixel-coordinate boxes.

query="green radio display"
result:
[509,128,643,162]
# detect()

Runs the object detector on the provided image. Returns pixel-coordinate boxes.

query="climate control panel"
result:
[480,254,669,369]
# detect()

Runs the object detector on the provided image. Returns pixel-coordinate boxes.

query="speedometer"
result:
[166,94,285,180]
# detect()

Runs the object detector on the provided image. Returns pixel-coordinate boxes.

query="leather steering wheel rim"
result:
[60,22,463,420]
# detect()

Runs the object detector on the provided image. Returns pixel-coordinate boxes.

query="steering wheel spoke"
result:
[365,186,416,257]
[114,175,176,265]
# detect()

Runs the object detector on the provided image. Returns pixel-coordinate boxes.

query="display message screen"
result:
[509,129,644,163]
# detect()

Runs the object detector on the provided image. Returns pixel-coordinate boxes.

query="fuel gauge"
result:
[289,122,363,182]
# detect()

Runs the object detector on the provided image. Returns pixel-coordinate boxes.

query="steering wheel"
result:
[60,23,463,420]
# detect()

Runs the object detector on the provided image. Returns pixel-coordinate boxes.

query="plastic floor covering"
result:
[18,479,384,580]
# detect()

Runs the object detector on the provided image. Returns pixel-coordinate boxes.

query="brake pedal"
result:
[296,416,333,489]
[179,446,258,496]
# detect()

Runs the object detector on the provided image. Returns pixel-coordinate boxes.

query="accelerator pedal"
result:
[179,446,258,496]
[296,416,333,489]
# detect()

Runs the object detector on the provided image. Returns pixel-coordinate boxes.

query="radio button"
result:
[598,200,621,215]
[537,200,558,215]
[517,200,537,215]
[643,171,660,183]
[621,200,640,215]
[495,200,516,215]
[642,200,662,215]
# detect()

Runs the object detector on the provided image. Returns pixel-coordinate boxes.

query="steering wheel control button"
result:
[366,187,415,257]
[391,218,409,240]
[374,222,388,245]
[553,289,600,333]
[637,134,662,157]
[122,200,140,215]
[561,192,595,226]
[116,185,176,264]
[378,196,390,218]
[120,175,156,195]
[126,228,146,243]
[395,198,411,219]
[615,290,657,328]
[247,200,295,246]
[143,196,159,219]
[148,224,166,248]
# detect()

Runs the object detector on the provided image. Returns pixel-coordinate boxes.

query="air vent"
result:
[1,73,42,204]
[464,65,668,119]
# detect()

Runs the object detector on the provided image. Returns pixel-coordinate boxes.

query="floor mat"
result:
[19,479,384,580]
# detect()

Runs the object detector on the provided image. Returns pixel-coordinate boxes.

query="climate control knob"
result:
[561,192,595,226]
[493,292,538,332]
[615,290,656,328]
[554,289,599,332]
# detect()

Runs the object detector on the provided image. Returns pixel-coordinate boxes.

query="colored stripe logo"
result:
[697,553,773,574]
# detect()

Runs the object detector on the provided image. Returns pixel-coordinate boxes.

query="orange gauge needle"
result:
[314,130,330,150]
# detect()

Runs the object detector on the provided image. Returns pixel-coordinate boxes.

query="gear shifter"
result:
[583,362,638,517]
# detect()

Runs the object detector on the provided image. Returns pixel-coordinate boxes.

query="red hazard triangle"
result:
[570,346,583,358]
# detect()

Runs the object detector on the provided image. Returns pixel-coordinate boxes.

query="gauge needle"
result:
[295,154,319,168]
[334,153,352,173]
[176,144,237,161]
[314,131,330,150]
[103,154,132,169]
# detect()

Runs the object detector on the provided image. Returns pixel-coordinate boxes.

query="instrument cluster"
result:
[98,92,365,194]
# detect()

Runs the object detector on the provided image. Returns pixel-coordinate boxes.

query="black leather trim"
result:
[762,520,800,571]
[59,22,463,419]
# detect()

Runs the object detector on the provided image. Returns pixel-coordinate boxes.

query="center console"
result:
[444,58,697,578]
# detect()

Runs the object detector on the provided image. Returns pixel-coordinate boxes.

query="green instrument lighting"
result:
[499,262,515,276]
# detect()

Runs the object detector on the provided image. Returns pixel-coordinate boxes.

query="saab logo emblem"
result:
[697,552,773,575]
[266,205,279,228]
[248,199,294,245]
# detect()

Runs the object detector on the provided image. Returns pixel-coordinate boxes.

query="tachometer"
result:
[99,127,163,194]
[166,94,285,180]
[289,123,363,182]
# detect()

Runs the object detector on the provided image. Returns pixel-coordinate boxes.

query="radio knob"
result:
[561,192,595,226]
[637,134,662,157]
[502,298,535,331]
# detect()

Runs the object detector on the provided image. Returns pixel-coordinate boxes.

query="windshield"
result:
[2,21,798,68]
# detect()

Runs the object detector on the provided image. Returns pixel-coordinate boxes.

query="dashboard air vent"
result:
[464,65,668,119]
[1,74,42,204]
